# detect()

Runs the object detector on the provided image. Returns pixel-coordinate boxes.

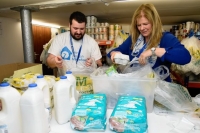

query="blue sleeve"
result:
[160,32,191,65]
[107,36,132,58]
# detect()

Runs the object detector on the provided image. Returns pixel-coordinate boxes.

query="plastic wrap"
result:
[70,94,107,132]
[109,96,147,133]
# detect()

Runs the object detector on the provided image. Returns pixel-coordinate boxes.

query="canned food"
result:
[91,28,94,33]
[90,22,95,28]
[91,16,96,23]
[87,28,91,33]
[99,34,103,40]
[95,34,99,40]
[109,25,114,30]
[102,27,107,32]
[114,24,119,30]
[104,22,109,27]
[98,27,102,33]
[103,34,108,40]
[109,35,114,41]
[95,27,99,33]
[100,23,104,27]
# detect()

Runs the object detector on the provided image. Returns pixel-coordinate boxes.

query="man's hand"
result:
[47,54,63,68]
[55,56,63,68]
[85,58,92,67]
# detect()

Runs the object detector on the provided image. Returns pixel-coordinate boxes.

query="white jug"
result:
[65,71,79,102]
[35,75,51,109]
[20,83,49,133]
[35,75,52,127]
[0,82,22,133]
[53,76,76,124]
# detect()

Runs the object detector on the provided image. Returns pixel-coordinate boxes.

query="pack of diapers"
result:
[70,93,107,132]
[109,96,148,133]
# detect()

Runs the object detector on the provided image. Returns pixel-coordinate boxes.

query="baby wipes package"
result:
[70,93,107,132]
[109,96,148,133]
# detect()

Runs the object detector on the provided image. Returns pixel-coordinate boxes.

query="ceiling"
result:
[0,0,200,28]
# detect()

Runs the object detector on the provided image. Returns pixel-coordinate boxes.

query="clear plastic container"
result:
[91,77,157,113]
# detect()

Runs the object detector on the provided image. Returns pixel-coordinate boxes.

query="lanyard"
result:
[70,35,83,64]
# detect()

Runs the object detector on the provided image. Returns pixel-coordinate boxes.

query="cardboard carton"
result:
[0,63,42,82]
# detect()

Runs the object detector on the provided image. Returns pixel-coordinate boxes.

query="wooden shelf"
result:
[171,71,200,88]
[96,40,114,46]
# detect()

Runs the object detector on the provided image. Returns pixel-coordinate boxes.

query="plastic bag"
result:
[70,94,107,132]
[154,80,199,112]
[172,36,200,75]
[122,58,141,74]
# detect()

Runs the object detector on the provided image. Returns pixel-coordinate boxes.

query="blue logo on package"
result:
[61,47,72,60]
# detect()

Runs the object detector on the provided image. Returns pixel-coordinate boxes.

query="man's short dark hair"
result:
[69,11,87,25]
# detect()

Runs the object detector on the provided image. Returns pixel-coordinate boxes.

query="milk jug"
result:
[0,82,22,133]
[53,76,76,124]
[35,75,51,108]
[20,83,49,133]
[65,71,79,102]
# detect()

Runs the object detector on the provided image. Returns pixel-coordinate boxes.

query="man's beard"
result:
[70,30,85,41]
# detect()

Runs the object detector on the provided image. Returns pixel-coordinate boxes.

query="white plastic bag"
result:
[155,80,198,112]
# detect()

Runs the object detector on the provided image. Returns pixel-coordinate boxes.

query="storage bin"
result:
[91,76,157,113]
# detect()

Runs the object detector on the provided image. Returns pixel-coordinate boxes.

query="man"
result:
[47,11,102,76]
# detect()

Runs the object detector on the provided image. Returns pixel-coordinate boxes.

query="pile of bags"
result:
[172,36,200,75]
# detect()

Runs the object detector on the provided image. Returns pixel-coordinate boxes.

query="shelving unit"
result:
[96,40,114,65]
[171,71,200,88]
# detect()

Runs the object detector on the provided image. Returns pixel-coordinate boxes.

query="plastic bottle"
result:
[0,82,22,133]
[35,75,52,129]
[35,75,51,108]
[53,76,76,124]
[65,70,79,102]
[20,83,49,133]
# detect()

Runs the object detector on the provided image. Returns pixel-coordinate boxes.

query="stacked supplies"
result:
[109,96,148,133]
[70,93,107,131]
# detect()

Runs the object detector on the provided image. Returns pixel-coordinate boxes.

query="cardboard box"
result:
[0,63,42,82]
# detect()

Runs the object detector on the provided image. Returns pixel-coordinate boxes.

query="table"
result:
[50,109,172,133]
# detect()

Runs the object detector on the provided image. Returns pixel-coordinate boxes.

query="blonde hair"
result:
[130,3,163,50]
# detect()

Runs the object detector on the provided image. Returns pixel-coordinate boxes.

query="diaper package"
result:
[70,93,107,132]
[109,96,148,133]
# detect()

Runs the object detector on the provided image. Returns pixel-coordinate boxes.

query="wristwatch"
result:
[151,47,156,56]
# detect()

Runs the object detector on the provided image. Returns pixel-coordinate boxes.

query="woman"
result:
[107,3,191,82]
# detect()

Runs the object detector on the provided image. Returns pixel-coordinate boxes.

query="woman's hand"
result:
[139,48,166,65]
[110,51,122,62]
[139,49,152,65]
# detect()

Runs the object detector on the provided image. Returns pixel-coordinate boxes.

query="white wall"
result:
[0,17,24,65]
[0,17,60,65]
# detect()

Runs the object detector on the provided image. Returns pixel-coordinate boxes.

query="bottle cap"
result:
[0,82,10,87]
[66,71,72,74]
[60,76,67,79]
[37,75,44,78]
[28,83,37,88]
